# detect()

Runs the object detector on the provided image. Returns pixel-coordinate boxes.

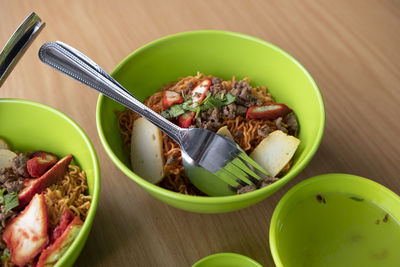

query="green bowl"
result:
[0,99,100,267]
[192,253,262,267]
[270,173,400,267]
[96,30,325,213]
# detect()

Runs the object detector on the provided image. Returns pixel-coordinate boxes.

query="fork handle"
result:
[38,42,183,142]
[0,12,44,87]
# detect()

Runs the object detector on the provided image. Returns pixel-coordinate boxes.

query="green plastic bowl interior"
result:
[269,173,400,267]
[96,30,325,213]
[0,99,100,267]
[192,252,262,267]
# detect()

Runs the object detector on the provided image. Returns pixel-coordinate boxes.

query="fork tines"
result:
[214,148,271,191]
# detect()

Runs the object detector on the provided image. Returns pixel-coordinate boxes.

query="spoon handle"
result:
[38,41,183,142]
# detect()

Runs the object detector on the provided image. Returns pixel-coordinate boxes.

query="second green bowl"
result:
[0,99,100,267]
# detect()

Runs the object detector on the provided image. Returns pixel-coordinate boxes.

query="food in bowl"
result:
[97,30,324,213]
[0,137,91,266]
[116,72,300,195]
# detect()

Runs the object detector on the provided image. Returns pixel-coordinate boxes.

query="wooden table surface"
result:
[1,1,399,266]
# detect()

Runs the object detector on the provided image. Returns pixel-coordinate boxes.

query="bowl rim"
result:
[0,98,101,266]
[96,29,325,204]
[192,252,263,267]
[268,173,400,266]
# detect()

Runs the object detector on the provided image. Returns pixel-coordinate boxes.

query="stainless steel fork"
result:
[38,41,270,196]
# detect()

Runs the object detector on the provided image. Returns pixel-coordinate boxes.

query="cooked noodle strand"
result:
[44,165,91,228]
[116,73,293,195]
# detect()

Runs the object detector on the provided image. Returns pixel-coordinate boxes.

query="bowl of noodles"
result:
[96,30,324,213]
[0,99,100,266]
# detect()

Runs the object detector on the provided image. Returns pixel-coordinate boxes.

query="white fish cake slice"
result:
[0,138,10,150]
[0,149,17,169]
[250,130,300,177]
[216,126,234,140]
[130,117,164,184]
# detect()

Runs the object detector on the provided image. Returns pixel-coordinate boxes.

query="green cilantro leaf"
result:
[161,93,237,119]
[214,92,225,100]
[195,106,201,118]
[161,104,186,118]
[199,92,212,105]
[225,93,236,104]
[200,93,236,111]
[0,188,6,205]
[181,100,197,111]
[1,248,10,261]
[4,192,19,212]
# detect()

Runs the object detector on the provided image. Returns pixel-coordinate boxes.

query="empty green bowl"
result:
[96,30,325,213]
[0,99,100,267]
[270,173,400,267]
[192,253,262,267]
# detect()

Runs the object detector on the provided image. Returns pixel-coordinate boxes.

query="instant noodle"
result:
[0,140,91,266]
[117,73,299,195]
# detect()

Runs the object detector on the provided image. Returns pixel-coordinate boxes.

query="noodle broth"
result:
[276,192,400,267]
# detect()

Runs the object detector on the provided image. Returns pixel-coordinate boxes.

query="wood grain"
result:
[1,0,399,266]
